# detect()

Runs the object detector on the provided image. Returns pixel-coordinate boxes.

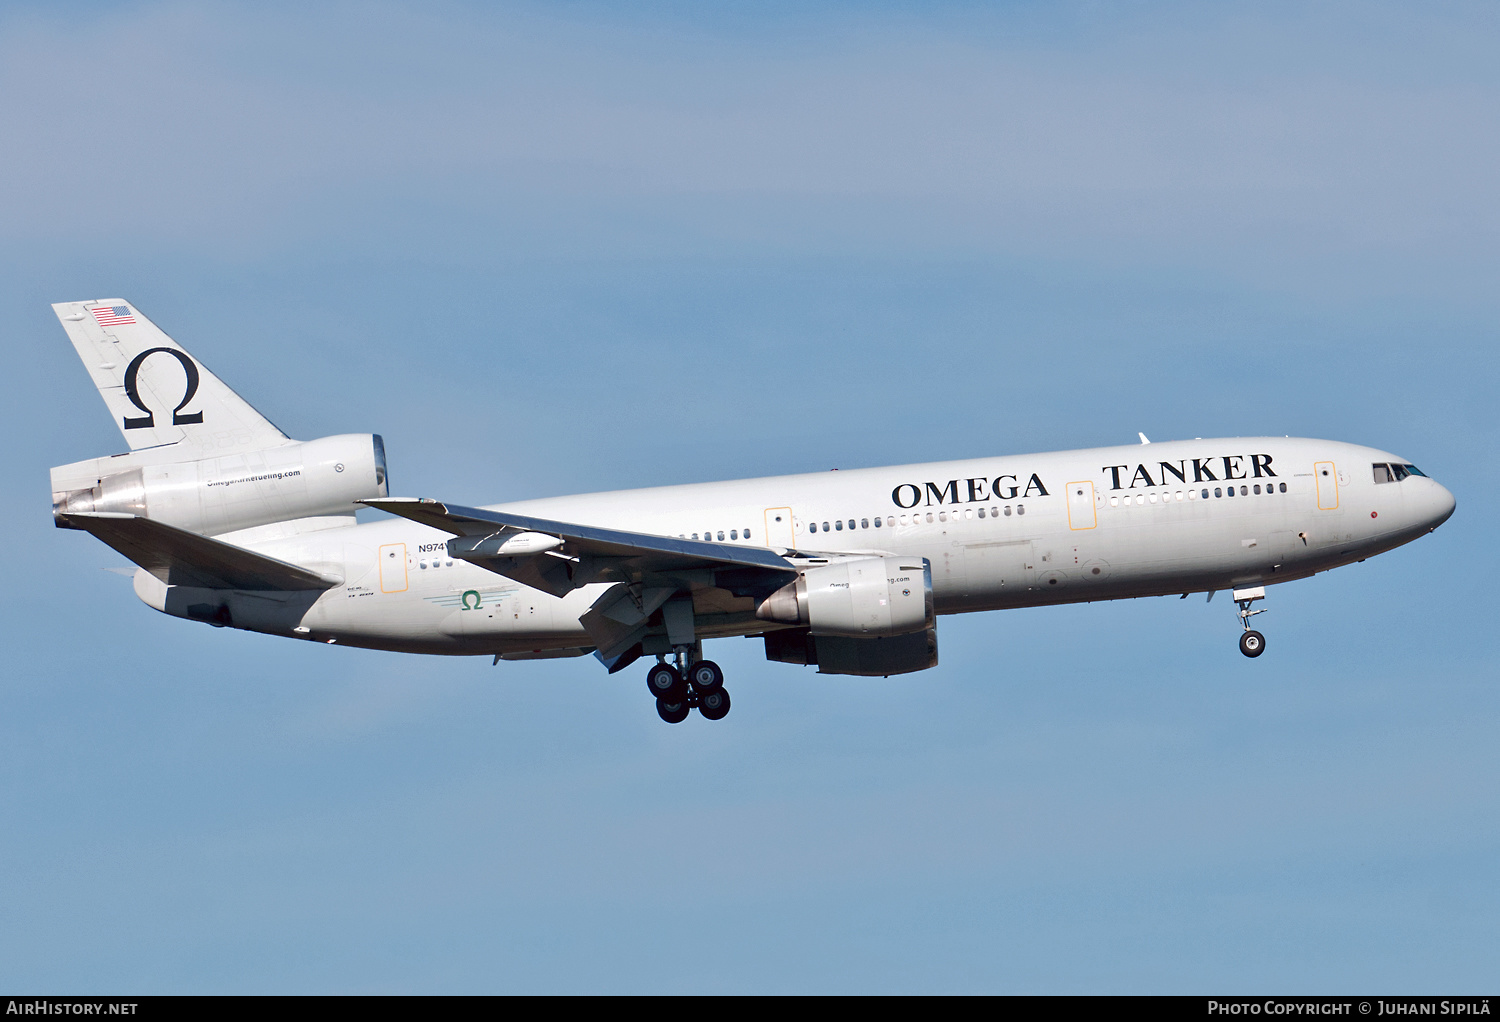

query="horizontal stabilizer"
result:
[58,512,341,591]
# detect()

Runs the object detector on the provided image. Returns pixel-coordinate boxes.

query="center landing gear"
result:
[646,650,731,723]
[1233,586,1268,658]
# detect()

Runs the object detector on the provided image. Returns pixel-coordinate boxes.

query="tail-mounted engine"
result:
[51,434,389,537]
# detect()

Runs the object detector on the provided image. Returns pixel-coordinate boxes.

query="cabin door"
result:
[1315,461,1340,510]
[764,507,795,549]
[1066,480,1097,530]
[379,543,408,593]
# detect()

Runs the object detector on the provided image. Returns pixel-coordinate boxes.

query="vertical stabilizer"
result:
[52,299,289,453]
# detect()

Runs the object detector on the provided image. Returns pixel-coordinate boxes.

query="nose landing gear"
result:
[647,647,731,723]
[1233,586,1268,658]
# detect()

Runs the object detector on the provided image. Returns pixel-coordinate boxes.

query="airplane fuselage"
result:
[136,436,1454,658]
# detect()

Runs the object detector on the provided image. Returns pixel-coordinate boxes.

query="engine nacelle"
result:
[763,626,939,677]
[52,434,388,537]
[756,555,933,637]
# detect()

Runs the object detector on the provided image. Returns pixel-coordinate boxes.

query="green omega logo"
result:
[461,590,482,610]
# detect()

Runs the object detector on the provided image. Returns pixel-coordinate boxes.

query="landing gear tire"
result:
[646,663,687,702]
[656,698,690,724]
[1239,630,1266,658]
[688,659,724,694]
[698,687,731,721]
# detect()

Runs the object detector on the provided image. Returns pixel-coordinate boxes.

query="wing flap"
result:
[59,512,340,591]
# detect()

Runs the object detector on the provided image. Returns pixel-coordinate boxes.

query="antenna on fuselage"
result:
[1138,432,1151,445]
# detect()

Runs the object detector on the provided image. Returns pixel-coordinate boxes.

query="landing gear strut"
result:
[1234,586,1268,658]
[647,648,731,723]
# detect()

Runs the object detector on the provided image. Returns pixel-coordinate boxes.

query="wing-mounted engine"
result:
[51,434,389,537]
[755,555,938,677]
[754,555,933,637]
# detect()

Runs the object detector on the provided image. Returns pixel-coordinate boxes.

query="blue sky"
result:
[1,1,1496,992]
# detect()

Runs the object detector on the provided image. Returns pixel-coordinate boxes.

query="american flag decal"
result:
[90,305,135,327]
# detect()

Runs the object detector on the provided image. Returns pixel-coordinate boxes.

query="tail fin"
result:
[53,299,289,452]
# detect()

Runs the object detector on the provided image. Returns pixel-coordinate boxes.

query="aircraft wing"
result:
[58,512,342,591]
[361,498,799,600]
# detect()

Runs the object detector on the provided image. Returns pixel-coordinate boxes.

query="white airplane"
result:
[51,300,1456,723]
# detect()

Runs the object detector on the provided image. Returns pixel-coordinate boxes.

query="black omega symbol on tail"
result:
[121,347,203,430]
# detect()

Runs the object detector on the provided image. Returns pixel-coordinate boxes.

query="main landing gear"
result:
[1234,586,1268,658]
[646,650,731,723]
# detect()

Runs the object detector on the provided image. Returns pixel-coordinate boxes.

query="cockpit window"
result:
[1374,462,1426,482]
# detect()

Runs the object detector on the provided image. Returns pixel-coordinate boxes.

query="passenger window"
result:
[807,523,815,533]
[848,520,856,530]
[1004,506,1012,517]
[1214,487,1222,498]
[730,530,737,540]
[1253,484,1261,495]
[1201,489,1209,499]
[717,531,724,541]
[823,522,830,532]
[835,520,843,531]
[744,528,751,539]
[978,508,986,518]
[926,512,935,523]
[1279,483,1287,492]
[887,517,895,526]
[1240,486,1247,496]
[861,518,869,529]
[989,507,998,517]
[1017,505,1025,515]
[873,517,882,528]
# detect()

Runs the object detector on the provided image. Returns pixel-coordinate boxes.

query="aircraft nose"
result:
[1425,481,1456,531]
